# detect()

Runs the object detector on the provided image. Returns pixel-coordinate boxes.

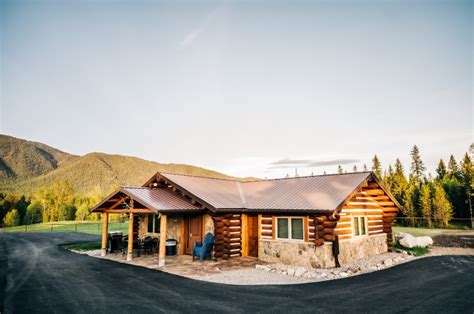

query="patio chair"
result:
[143,236,153,255]
[192,232,214,262]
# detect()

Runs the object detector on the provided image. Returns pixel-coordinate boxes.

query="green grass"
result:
[392,226,467,238]
[392,242,431,256]
[63,241,101,251]
[0,221,129,235]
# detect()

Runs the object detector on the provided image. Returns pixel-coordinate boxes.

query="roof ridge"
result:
[159,172,242,182]
[159,171,373,184]
[121,185,150,189]
[242,171,373,183]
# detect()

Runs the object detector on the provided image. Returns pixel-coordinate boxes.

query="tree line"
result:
[338,145,473,228]
[1,144,472,228]
[0,182,106,227]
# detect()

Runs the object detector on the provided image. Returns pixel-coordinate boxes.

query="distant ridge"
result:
[0,134,244,195]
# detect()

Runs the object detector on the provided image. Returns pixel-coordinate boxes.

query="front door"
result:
[248,215,259,257]
[185,215,202,255]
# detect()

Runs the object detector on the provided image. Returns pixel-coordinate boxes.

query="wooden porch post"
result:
[127,212,134,261]
[158,213,167,267]
[101,212,109,257]
[241,214,248,257]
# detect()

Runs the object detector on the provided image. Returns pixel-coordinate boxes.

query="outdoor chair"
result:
[192,232,214,262]
[143,236,153,255]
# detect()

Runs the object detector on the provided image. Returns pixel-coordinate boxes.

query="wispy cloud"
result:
[177,5,225,50]
[268,158,360,169]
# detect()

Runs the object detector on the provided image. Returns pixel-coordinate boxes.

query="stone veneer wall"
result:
[138,214,184,253]
[259,233,388,269]
[203,214,214,235]
[164,215,182,253]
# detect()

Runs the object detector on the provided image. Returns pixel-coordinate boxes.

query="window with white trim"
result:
[276,217,304,240]
[353,216,366,236]
[147,215,160,234]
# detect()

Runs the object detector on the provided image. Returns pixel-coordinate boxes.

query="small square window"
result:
[291,218,303,240]
[277,218,289,239]
[353,216,366,237]
[147,215,160,234]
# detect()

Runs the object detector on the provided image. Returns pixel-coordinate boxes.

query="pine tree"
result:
[391,158,408,203]
[410,145,426,181]
[337,165,343,174]
[447,155,460,179]
[383,164,394,190]
[353,165,358,172]
[402,185,416,227]
[372,155,382,178]
[363,164,368,171]
[436,159,447,180]
[419,184,432,228]
[460,152,473,228]
[432,183,453,227]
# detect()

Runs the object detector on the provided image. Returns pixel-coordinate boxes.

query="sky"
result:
[0,0,472,179]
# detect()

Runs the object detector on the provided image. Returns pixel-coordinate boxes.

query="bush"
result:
[3,209,21,227]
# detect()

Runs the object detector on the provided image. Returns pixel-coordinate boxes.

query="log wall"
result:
[335,181,398,251]
[212,214,242,259]
[260,215,274,239]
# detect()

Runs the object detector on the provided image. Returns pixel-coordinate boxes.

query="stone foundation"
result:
[259,233,388,268]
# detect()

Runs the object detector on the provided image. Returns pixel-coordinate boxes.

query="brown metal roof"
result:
[91,186,201,213]
[160,172,374,213]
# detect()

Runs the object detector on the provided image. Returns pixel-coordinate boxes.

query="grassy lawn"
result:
[392,226,467,238]
[63,241,101,251]
[0,221,129,235]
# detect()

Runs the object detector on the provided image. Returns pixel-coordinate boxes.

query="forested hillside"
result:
[0,135,237,195]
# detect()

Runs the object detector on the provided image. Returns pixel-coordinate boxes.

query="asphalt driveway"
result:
[0,233,473,313]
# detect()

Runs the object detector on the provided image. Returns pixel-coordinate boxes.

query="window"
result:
[147,215,160,234]
[277,217,304,240]
[353,216,366,236]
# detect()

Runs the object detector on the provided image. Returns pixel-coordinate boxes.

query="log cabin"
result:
[91,171,401,268]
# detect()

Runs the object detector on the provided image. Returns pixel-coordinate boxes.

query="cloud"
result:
[268,158,360,169]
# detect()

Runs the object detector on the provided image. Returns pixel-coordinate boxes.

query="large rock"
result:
[395,232,433,248]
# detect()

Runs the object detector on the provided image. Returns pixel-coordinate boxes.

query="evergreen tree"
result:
[372,155,382,178]
[353,165,358,172]
[447,155,461,179]
[391,158,408,203]
[410,145,426,181]
[419,184,432,227]
[436,159,447,180]
[383,164,394,190]
[432,183,453,227]
[363,164,368,171]
[337,165,344,174]
[460,153,473,228]
[401,184,416,227]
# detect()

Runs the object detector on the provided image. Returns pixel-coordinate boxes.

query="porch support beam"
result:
[241,214,248,257]
[158,213,168,267]
[127,200,135,261]
[101,212,109,257]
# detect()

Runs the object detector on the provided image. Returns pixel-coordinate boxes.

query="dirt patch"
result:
[433,232,474,248]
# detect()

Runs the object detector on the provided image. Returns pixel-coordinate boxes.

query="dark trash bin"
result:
[165,239,177,256]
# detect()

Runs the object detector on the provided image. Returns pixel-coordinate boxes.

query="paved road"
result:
[0,233,473,313]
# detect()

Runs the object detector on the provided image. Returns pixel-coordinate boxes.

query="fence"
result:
[0,221,129,235]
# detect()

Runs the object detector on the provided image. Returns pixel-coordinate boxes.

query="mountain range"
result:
[0,134,241,196]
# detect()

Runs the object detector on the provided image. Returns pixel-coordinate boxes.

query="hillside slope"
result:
[0,135,241,195]
[0,134,76,181]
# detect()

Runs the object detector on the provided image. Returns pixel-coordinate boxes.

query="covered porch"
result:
[91,186,202,266]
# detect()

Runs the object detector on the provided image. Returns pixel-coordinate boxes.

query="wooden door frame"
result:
[184,215,203,255]
[247,214,259,258]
